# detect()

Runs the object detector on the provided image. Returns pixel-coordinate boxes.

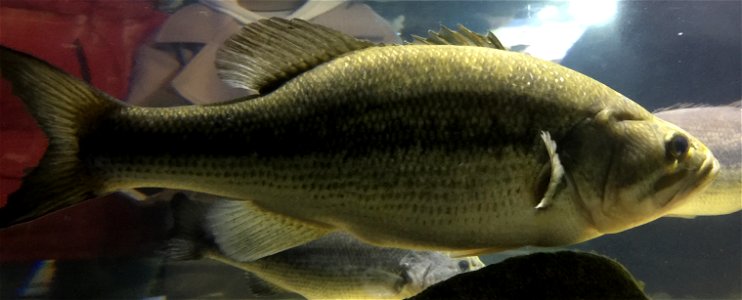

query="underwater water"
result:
[0,1,739,299]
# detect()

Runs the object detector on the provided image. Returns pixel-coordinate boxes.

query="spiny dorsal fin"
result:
[411,24,506,50]
[652,103,711,113]
[653,101,742,113]
[217,18,377,94]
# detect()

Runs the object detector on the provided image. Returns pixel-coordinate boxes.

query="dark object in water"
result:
[408,251,648,300]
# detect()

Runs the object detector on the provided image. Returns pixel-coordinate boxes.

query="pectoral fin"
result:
[535,131,565,210]
[207,200,331,262]
[360,268,408,299]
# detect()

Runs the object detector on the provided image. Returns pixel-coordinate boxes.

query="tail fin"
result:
[0,46,122,228]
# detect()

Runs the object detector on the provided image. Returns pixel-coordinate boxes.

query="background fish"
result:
[0,18,718,261]
[167,192,484,300]
[212,235,483,300]
[655,102,742,217]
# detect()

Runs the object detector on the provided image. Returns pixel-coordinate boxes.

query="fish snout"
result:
[677,146,720,204]
[697,153,720,189]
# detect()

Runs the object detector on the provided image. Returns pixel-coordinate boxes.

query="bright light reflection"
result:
[568,0,618,25]
[536,5,560,21]
[494,23,585,62]
[492,0,618,61]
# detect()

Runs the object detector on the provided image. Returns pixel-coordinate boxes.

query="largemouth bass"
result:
[0,18,719,260]
[654,102,741,216]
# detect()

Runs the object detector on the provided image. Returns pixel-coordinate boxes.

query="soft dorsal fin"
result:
[411,24,506,50]
[216,18,377,94]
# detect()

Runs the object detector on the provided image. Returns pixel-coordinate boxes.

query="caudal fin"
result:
[0,46,122,228]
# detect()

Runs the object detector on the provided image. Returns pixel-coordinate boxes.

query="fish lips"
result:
[660,155,720,210]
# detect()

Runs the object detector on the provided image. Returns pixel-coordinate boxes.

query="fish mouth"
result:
[670,154,720,207]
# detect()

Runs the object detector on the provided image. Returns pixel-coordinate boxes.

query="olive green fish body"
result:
[0,18,719,260]
[84,45,631,250]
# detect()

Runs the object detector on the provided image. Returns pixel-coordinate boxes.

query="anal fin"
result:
[207,200,330,262]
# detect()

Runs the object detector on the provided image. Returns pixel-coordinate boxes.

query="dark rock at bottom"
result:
[409,251,648,300]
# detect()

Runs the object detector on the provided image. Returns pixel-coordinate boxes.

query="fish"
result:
[0,18,719,261]
[653,102,741,217]
[167,192,484,300]
[208,234,484,299]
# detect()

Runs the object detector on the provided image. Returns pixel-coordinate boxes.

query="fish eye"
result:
[666,133,689,160]
[458,260,470,271]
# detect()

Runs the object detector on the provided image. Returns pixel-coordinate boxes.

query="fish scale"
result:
[94,46,564,195]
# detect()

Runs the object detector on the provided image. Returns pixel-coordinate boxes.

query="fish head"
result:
[562,107,719,235]
[655,105,742,217]
[397,252,484,296]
